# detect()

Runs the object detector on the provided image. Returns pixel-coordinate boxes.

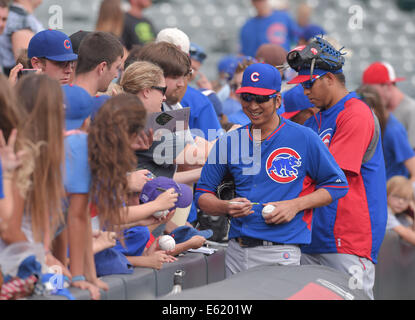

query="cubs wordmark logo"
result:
[266,147,302,183]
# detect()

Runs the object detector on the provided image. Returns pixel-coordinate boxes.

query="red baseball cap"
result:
[362,62,406,85]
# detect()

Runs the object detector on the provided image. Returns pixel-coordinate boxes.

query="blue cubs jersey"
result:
[195,117,348,244]
[302,92,387,263]
[240,10,300,56]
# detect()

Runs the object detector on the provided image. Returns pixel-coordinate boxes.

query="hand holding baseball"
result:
[262,200,300,225]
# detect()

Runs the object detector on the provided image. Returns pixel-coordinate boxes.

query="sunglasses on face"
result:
[240,92,277,104]
[189,50,207,63]
[301,74,326,90]
[152,86,167,95]
[48,59,76,69]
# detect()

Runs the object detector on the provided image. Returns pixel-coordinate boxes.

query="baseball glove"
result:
[287,36,345,73]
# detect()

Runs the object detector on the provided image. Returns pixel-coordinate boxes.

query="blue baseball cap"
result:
[62,84,94,130]
[28,30,78,62]
[236,63,282,95]
[94,248,134,277]
[218,55,257,81]
[189,43,207,63]
[281,85,314,119]
[139,176,193,210]
[170,226,213,244]
[301,24,326,42]
[113,226,150,257]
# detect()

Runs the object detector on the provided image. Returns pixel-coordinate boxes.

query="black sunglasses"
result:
[301,74,326,90]
[189,50,207,63]
[240,92,277,104]
[151,86,167,95]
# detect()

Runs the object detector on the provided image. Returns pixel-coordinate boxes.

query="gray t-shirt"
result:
[0,4,44,69]
[136,102,194,178]
[393,95,415,150]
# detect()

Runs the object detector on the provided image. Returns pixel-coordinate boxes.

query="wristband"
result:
[71,275,86,283]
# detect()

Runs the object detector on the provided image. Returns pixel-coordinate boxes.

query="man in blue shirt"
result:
[195,63,348,276]
[240,0,299,57]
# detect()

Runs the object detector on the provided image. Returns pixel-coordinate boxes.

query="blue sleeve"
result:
[190,98,224,141]
[240,20,256,56]
[389,125,415,164]
[305,128,349,201]
[194,138,229,207]
[0,162,3,199]
[64,134,91,194]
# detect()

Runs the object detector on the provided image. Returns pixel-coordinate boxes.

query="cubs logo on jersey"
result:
[319,128,333,147]
[266,147,302,183]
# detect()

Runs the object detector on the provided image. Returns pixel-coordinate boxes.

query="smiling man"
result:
[195,63,348,277]
[287,37,387,300]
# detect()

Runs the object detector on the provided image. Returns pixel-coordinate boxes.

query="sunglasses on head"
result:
[240,92,277,104]
[152,85,167,95]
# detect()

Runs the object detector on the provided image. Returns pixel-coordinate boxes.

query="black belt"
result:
[235,236,284,248]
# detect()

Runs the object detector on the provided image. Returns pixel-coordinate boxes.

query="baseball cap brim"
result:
[46,53,78,62]
[170,226,213,244]
[281,111,301,119]
[235,86,277,95]
[287,73,326,84]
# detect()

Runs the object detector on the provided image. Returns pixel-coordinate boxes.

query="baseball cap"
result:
[281,85,314,119]
[94,248,134,277]
[300,24,326,42]
[235,63,282,95]
[62,84,94,130]
[113,226,149,257]
[189,43,207,63]
[28,30,78,62]
[170,226,213,244]
[156,27,190,54]
[362,62,406,85]
[139,176,193,210]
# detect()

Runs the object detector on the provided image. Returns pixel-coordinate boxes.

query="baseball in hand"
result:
[153,209,169,219]
[262,205,275,218]
[159,235,176,251]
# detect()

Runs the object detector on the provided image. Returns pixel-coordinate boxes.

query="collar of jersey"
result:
[246,116,287,143]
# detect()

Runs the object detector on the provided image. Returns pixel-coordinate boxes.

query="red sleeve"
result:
[146,233,156,248]
[329,99,374,174]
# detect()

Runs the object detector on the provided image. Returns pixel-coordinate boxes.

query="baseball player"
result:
[195,63,349,277]
[286,37,388,299]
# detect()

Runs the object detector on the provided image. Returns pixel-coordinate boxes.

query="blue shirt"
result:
[181,86,224,141]
[227,109,250,126]
[240,10,300,57]
[222,97,242,116]
[64,133,91,194]
[195,117,348,244]
[383,114,415,180]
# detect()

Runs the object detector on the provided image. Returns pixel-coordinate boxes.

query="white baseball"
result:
[159,235,176,251]
[153,209,169,219]
[262,205,275,218]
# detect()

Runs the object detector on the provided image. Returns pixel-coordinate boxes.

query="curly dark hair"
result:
[88,93,147,231]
